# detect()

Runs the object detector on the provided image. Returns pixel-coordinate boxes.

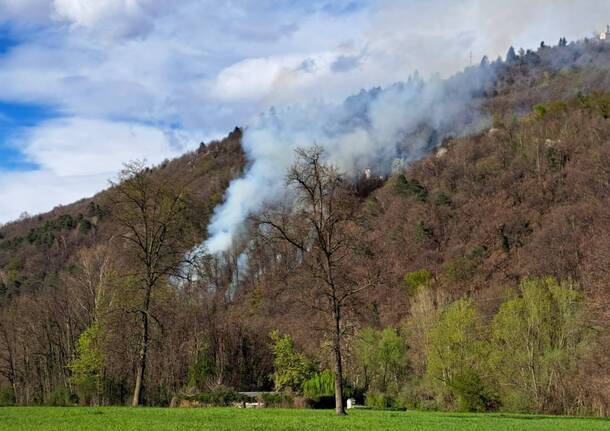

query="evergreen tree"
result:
[506,46,518,64]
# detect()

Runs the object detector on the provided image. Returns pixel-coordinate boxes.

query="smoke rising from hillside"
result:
[204,66,494,253]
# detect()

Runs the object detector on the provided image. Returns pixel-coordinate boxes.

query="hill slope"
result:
[0,39,609,414]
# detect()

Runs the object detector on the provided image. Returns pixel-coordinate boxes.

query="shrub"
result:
[450,369,500,412]
[394,175,428,202]
[403,269,432,293]
[398,379,439,411]
[303,370,334,398]
[365,391,404,410]
[0,387,15,406]
[49,387,79,406]
[260,392,294,408]
[307,395,336,409]
[443,256,477,282]
[418,399,442,411]
[434,193,452,207]
[188,385,252,406]
[414,221,433,243]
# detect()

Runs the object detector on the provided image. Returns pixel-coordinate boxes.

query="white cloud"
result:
[17,117,195,176]
[0,118,199,223]
[51,0,170,40]
[0,169,108,223]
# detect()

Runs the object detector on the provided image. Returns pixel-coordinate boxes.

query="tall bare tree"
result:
[258,146,373,415]
[108,161,193,406]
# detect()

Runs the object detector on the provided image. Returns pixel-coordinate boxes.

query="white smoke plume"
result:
[204,65,496,253]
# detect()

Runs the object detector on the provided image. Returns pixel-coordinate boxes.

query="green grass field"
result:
[1,408,609,431]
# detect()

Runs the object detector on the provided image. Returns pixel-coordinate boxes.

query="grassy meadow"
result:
[0,407,608,431]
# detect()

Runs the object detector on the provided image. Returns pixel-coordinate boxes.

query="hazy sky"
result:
[0,0,608,223]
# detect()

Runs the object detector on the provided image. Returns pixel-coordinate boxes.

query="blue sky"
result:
[0,0,608,223]
[0,101,55,170]
[0,29,34,170]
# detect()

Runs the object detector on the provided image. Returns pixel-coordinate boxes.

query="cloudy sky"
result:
[0,0,608,223]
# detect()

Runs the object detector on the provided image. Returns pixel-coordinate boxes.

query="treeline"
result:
[0,133,248,407]
[266,276,596,414]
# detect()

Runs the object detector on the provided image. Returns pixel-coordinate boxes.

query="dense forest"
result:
[1,38,609,416]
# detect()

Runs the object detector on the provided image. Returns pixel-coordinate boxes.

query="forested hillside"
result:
[1,39,609,416]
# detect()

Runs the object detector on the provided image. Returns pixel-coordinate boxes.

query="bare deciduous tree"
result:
[258,146,373,415]
[108,161,193,406]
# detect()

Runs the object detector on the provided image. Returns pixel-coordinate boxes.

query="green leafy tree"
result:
[108,161,195,406]
[270,330,315,392]
[491,277,589,412]
[352,328,378,392]
[426,299,494,410]
[353,327,407,394]
[303,370,335,398]
[68,322,103,405]
[259,147,372,415]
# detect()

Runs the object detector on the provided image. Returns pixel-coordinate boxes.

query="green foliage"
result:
[398,378,440,411]
[426,300,488,396]
[403,269,432,293]
[490,277,589,412]
[492,112,504,129]
[365,196,383,217]
[68,322,103,401]
[533,101,567,120]
[353,328,407,395]
[365,392,404,410]
[533,104,547,119]
[25,214,93,248]
[270,330,315,393]
[49,387,79,406]
[0,387,15,406]
[434,193,452,207]
[399,278,591,413]
[577,92,610,119]
[302,370,335,398]
[0,235,24,252]
[78,218,93,233]
[414,221,433,243]
[188,348,215,390]
[451,370,499,412]
[394,175,428,202]
[443,257,476,282]
[259,392,295,408]
[443,246,486,282]
[545,146,568,171]
[187,385,252,406]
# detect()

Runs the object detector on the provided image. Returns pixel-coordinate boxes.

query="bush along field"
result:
[1,408,609,431]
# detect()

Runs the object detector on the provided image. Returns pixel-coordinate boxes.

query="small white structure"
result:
[600,25,609,40]
[364,168,372,179]
[346,398,356,409]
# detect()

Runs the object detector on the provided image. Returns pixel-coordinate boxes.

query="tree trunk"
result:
[132,299,150,407]
[332,303,346,416]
